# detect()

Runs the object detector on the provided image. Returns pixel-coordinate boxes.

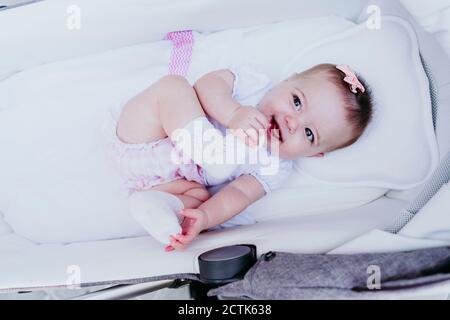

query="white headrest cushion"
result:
[280,17,439,190]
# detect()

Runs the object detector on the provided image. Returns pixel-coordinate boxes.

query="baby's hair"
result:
[298,63,373,151]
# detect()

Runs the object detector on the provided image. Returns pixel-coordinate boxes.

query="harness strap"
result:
[164,30,194,76]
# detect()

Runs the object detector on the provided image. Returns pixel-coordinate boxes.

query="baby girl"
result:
[112,63,373,251]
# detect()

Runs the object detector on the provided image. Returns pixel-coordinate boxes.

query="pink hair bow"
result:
[336,65,365,94]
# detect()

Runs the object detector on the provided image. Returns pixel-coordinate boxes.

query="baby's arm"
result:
[194,70,240,127]
[166,174,265,251]
[194,70,269,144]
[200,174,265,228]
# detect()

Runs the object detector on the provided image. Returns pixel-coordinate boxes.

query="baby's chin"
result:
[275,145,312,160]
[278,151,301,160]
[264,126,307,160]
[266,142,294,160]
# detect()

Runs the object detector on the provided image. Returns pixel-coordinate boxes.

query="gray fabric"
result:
[385,151,450,233]
[0,0,43,11]
[420,55,439,130]
[384,209,416,234]
[77,273,200,290]
[216,279,450,300]
[209,248,450,299]
[1,273,201,293]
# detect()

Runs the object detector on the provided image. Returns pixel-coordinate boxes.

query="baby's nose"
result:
[285,115,298,133]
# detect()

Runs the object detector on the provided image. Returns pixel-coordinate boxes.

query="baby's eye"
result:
[293,95,302,111]
[305,128,314,143]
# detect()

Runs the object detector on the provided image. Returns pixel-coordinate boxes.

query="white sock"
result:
[171,116,241,185]
[129,191,184,245]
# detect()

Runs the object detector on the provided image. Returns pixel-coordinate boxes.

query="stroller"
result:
[0,0,449,299]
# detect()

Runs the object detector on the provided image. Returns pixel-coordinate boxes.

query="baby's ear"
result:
[313,153,325,158]
[287,73,298,81]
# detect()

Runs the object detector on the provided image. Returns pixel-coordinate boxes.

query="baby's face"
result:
[258,74,354,160]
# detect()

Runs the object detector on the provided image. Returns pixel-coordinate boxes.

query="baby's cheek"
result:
[281,142,305,160]
[262,96,282,113]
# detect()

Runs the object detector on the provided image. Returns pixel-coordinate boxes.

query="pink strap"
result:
[164,30,194,76]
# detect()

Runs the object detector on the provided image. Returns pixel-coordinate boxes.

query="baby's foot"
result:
[129,191,184,244]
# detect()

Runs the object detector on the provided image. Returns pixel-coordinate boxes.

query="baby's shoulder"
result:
[228,64,273,104]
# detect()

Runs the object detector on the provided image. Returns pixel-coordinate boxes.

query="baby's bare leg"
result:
[117,75,205,144]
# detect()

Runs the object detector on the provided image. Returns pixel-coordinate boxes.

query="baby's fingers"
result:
[178,209,198,221]
[255,112,269,129]
[245,128,259,148]
[173,233,194,245]
[250,118,264,132]
[250,120,267,144]
[168,235,185,251]
[232,129,255,147]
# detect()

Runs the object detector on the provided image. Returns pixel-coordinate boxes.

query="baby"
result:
[112,63,373,251]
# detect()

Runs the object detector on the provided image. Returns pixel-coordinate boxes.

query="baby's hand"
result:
[227,106,269,148]
[165,208,209,252]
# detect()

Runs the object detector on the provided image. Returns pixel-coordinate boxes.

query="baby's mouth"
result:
[269,116,283,143]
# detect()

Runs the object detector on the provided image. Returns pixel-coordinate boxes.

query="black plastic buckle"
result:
[198,244,257,285]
